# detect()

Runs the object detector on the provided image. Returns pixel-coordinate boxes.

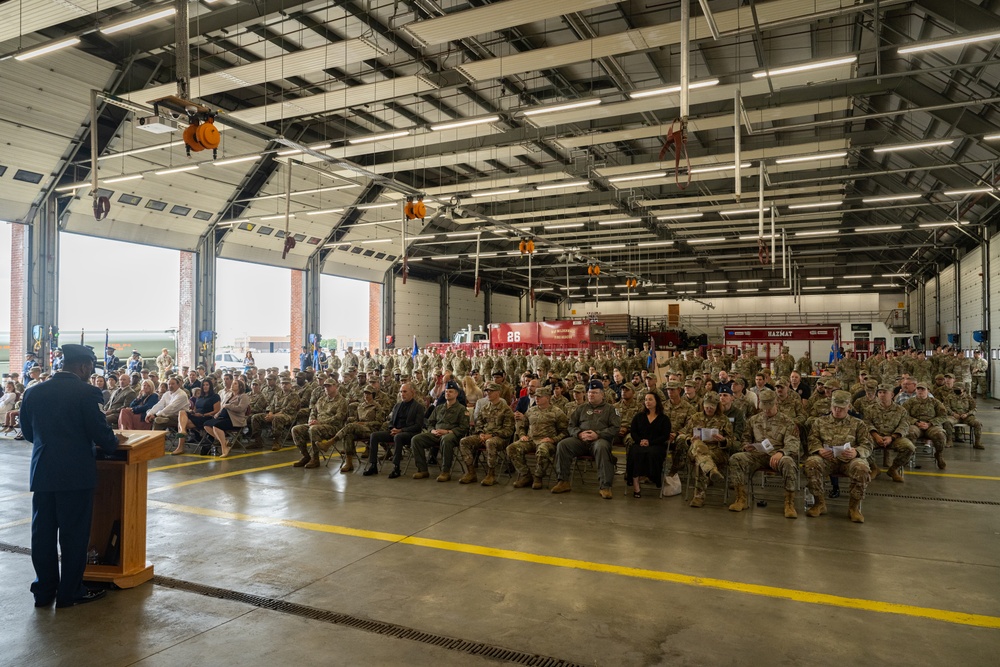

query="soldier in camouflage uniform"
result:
[904,382,948,469]
[852,379,880,415]
[247,380,269,416]
[795,350,813,376]
[291,379,349,468]
[863,384,914,482]
[774,378,806,429]
[564,383,587,418]
[838,351,861,386]
[329,386,386,473]
[250,377,300,450]
[684,391,734,508]
[616,383,642,449]
[804,390,872,523]
[508,386,568,489]
[971,350,988,398]
[773,346,795,381]
[943,384,983,449]
[458,382,515,486]
[663,382,696,477]
[728,388,801,518]
[717,387,746,445]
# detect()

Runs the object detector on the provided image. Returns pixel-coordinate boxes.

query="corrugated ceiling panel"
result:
[403,0,623,46]
[322,248,393,283]
[0,0,131,44]
[61,211,203,251]
[324,122,504,161]
[393,276,441,345]
[456,31,635,82]
[218,240,310,270]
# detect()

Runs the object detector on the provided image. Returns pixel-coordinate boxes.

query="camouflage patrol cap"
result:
[773,377,788,387]
[934,373,945,382]
[363,384,376,394]
[864,379,878,390]
[758,388,777,405]
[702,391,720,406]
[535,386,552,397]
[485,382,502,392]
[621,383,635,393]
[665,381,683,390]
[266,374,278,382]
[323,378,338,386]
[296,372,307,379]
[830,390,852,408]
[824,379,842,390]
[572,383,586,393]
[877,384,894,393]
[280,377,292,384]
[916,382,928,390]
[683,380,695,388]
[781,345,789,352]
[943,373,954,379]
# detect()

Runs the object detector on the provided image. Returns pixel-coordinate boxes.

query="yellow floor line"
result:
[904,471,1000,481]
[151,447,298,472]
[0,517,31,531]
[149,499,1000,630]
[148,461,297,494]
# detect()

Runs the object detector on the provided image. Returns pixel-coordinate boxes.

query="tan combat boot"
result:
[271,438,282,451]
[436,471,451,482]
[293,445,311,467]
[702,461,724,485]
[887,466,904,483]
[531,475,543,490]
[689,490,705,508]
[973,442,985,450]
[481,468,496,486]
[728,485,749,512]
[783,491,797,519]
[936,453,947,470]
[459,469,477,484]
[341,455,354,474]
[848,497,864,523]
[252,432,264,448]
[806,495,827,517]
[304,456,320,469]
[551,480,572,494]
[512,474,532,488]
[869,461,880,480]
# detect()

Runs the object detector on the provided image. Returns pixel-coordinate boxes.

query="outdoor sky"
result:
[2,228,370,346]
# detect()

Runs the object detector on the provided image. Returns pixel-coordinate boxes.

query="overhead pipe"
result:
[770,205,775,272]
[697,0,721,40]
[680,0,690,119]
[734,91,742,202]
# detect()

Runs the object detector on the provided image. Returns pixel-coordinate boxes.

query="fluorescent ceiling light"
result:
[101,7,176,35]
[324,242,350,248]
[348,130,412,144]
[676,291,696,295]
[919,221,969,228]
[102,174,143,183]
[14,37,80,61]
[844,274,872,279]
[857,225,902,232]
[775,151,847,164]
[942,187,993,196]
[546,223,585,230]
[155,165,199,175]
[674,282,696,286]
[277,143,331,156]
[690,162,751,174]
[737,279,763,283]
[260,214,294,221]
[407,235,437,241]
[862,194,922,203]
[752,55,857,79]
[985,133,1000,141]
[306,208,345,215]
[435,254,460,259]
[214,155,260,166]
[656,212,703,220]
[720,207,765,216]
[535,180,590,190]
[356,202,397,210]
[637,240,675,247]
[54,182,89,192]
[882,273,910,278]
[705,289,727,294]
[429,115,500,131]
[898,30,1000,54]
[607,171,666,183]
[591,244,627,250]
[646,291,669,295]
[805,276,833,281]
[802,286,826,291]
[521,99,601,116]
[872,140,953,153]
[687,237,726,244]
[471,188,519,197]
[532,287,555,292]
[787,200,842,210]
[768,287,791,292]
[872,284,901,288]
[795,230,838,237]
[597,218,641,226]
[736,288,758,293]
[97,140,184,161]
[628,78,720,99]
[705,280,728,285]
[836,285,862,289]
[360,239,393,244]
[737,234,776,241]
[447,231,483,238]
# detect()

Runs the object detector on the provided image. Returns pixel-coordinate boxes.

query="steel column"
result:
[303,252,322,348]
[24,197,59,370]
[193,231,217,371]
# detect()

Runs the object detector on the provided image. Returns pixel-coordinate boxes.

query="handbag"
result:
[661,473,682,498]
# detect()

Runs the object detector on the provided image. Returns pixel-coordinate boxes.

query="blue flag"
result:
[646,335,656,370]
[411,336,419,359]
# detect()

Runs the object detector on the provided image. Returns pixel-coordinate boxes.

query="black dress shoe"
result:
[387,468,401,479]
[56,588,106,608]
[828,488,841,499]
[427,456,438,465]
[362,466,378,476]
[33,596,55,608]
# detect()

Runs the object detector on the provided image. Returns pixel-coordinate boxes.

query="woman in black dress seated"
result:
[205,379,251,458]
[626,391,672,498]
[173,378,221,455]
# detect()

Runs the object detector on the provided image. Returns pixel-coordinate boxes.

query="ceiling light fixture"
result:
[872,139,953,153]
[607,171,666,183]
[637,240,675,247]
[214,155,260,166]
[795,230,838,237]
[260,214,294,221]
[805,276,833,281]
[360,239,393,244]
[705,280,729,285]
[844,274,872,279]
[898,30,1000,54]
[306,208,345,216]
[985,133,1000,141]
[872,283,901,288]
[752,55,857,78]
[101,7,176,35]
[687,237,726,244]
[54,182,89,192]
[705,289,727,294]
[690,162,751,174]
[102,174,143,184]
[882,273,910,278]
[471,188,519,197]
[737,279,763,283]
[348,130,412,144]
[836,284,862,289]
[655,212,703,220]
[918,221,969,228]
[942,187,993,196]
[628,78,720,99]
[787,200,842,210]
[597,218,641,226]
[775,151,848,164]
[545,223,586,230]
[155,165,199,176]
[856,225,902,232]
[429,115,501,131]
[674,282,696,286]
[535,180,590,190]
[521,99,601,116]
[14,37,80,61]
[591,244,627,250]
[356,202,398,210]
[802,286,826,291]
[736,288,758,293]
[862,193,922,203]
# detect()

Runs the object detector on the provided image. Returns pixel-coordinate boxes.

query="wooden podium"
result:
[85,431,164,588]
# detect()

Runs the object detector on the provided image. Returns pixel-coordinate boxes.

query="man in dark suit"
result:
[20,344,123,609]
[363,382,424,478]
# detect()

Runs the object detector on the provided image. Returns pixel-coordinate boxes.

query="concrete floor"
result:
[1,404,999,666]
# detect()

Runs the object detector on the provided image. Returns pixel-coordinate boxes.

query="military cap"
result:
[877,384,894,393]
[830,390,852,408]
[758,388,777,405]
[702,391,720,406]
[400,374,411,380]
[25,351,35,357]
[535,386,552,397]
[266,374,278,382]
[131,350,141,356]
[492,369,505,376]
[280,377,292,384]
[61,344,96,364]
[322,378,338,386]
[717,385,733,395]
[445,380,460,391]
[683,380,696,388]
[864,379,878,390]
[815,379,826,387]
[915,381,928,390]
[587,380,604,391]
[934,373,945,382]
[621,383,635,393]
[824,379,842,390]
[363,384,376,394]
[773,377,788,387]
[781,346,790,352]
[943,373,954,379]
[296,372,307,379]
[572,383,587,393]
[665,381,682,390]
[732,377,746,387]
[485,382,502,392]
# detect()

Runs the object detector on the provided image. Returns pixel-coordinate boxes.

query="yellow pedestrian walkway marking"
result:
[0,518,31,531]
[148,461,297,494]
[904,471,1000,481]
[150,447,298,472]
[150,499,1000,630]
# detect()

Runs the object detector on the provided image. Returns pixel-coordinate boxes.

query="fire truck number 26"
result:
[506,332,521,342]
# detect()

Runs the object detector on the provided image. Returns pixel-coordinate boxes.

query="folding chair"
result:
[684,458,732,504]
[747,464,802,510]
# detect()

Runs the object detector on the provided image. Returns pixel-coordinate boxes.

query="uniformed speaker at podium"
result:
[20,343,126,609]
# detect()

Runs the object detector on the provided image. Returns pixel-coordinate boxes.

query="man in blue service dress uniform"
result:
[20,344,124,608]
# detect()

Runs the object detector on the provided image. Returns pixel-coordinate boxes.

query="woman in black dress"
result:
[626,391,672,497]
[173,378,221,455]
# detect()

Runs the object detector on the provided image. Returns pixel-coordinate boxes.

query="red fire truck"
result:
[426,320,612,354]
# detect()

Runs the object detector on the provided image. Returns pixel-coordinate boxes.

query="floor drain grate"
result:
[153,575,586,667]
[864,492,1000,505]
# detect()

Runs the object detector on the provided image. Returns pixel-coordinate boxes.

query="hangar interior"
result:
[1,1,999,665]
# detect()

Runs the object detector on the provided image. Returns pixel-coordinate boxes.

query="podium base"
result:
[84,563,154,589]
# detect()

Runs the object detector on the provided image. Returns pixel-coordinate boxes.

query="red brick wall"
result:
[10,223,25,375]
[290,270,304,370]
[177,251,194,368]
[369,282,381,350]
